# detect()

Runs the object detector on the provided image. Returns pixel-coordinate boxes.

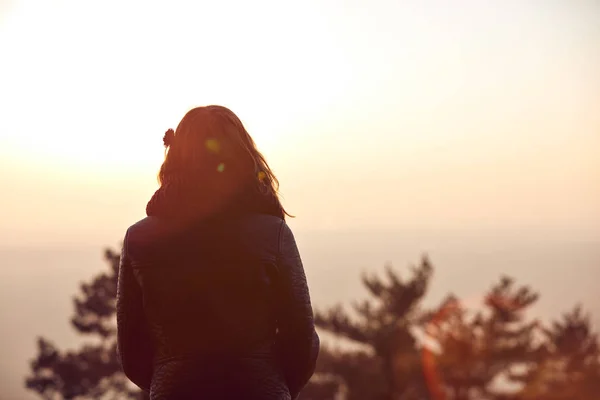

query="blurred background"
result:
[1,0,598,399]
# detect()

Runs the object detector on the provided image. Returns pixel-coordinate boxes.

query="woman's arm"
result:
[116,230,153,392]
[274,221,320,399]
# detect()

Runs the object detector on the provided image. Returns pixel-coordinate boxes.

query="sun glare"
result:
[0,0,346,177]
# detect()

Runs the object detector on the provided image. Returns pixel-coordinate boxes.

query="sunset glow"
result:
[1,1,600,399]
[1,0,598,244]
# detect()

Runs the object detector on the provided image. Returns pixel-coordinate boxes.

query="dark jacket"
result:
[116,213,320,400]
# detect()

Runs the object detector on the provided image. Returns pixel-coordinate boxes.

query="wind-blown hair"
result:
[157,105,291,219]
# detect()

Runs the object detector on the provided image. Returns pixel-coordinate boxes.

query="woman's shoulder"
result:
[123,214,289,255]
[123,216,181,255]
[227,214,289,257]
[125,216,165,240]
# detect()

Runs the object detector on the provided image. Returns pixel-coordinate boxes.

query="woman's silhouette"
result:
[116,106,320,399]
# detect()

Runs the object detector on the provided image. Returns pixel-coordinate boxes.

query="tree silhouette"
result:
[423,276,542,400]
[510,305,600,400]
[26,249,599,400]
[310,257,433,399]
[311,259,599,400]
[25,248,145,400]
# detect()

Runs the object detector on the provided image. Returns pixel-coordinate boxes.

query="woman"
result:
[116,105,320,400]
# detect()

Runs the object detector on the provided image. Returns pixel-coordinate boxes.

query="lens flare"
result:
[205,139,220,153]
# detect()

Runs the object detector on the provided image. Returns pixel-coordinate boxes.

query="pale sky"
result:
[0,3,599,398]
[0,0,599,247]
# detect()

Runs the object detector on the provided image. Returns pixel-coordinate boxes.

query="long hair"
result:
[157,105,291,218]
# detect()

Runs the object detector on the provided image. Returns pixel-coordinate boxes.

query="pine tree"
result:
[25,248,146,400]
[312,257,434,399]
[511,305,600,399]
[312,262,595,400]
[25,248,599,400]
[424,276,542,400]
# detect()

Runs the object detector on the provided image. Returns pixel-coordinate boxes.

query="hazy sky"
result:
[1,3,599,398]
[1,0,599,247]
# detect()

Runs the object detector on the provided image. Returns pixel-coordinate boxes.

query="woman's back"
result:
[118,213,318,399]
[116,105,319,399]
[128,214,281,361]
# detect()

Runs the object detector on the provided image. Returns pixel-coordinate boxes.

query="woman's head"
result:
[157,105,290,218]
